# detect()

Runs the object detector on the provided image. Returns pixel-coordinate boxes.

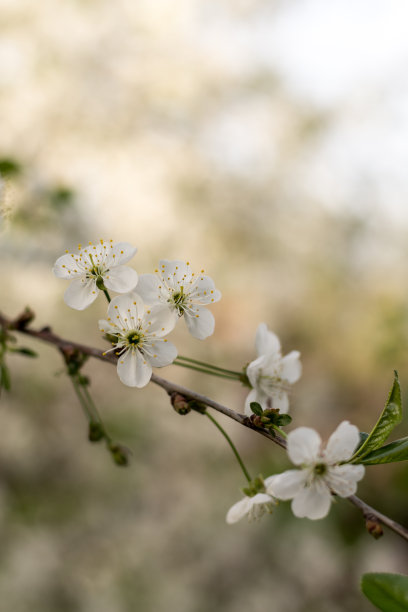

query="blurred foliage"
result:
[0,158,22,178]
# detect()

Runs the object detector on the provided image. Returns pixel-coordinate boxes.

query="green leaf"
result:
[250,402,263,416]
[361,573,408,612]
[276,414,292,427]
[359,437,408,465]
[351,372,402,462]
[356,431,369,451]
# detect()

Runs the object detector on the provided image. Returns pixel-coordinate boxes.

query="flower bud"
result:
[250,414,264,428]
[365,517,383,539]
[109,443,130,466]
[88,421,104,442]
[170,392,191,415]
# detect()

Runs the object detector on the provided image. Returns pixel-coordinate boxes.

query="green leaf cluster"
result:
[250,402,292,428]
[351,372,407,465]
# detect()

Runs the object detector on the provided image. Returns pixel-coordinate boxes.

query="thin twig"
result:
[1,309,408,542]
[347,495,408,542]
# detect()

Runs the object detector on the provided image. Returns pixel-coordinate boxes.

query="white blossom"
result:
[53,240,138,310]
[265,421,365,520]
[226,492,276,524]
[245,323,301,415]
[136,260,221,339]
[99,292,177,387]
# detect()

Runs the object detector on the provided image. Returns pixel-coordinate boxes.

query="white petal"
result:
[64,278,98,310]
[184,306,215,339]
[324,421,361,464]
[159,260,191,287]
[270,390,289,413]
[249,353,283,387]
[144,304,178,336]
[81,244,105,267]
[287,427,322,466]
[53,253,84,279]
[136,274,163,304]
[108,292,144,328]
[265,470,308,500]
[244,388,263,416]
[251,493,274,505]
[117,349,152,387]
[325,464,365,497]
[280,351,302,383]
[105,242,137,266]
[148,339,177,367]
[255,323,281,357]
[226,497,252,524]
[246,355,264,389]
[190,275,221,304]
[104,266,138,293]
[98,319,118,334]
[291,480,332,520]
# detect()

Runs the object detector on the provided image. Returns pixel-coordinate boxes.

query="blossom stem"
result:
[176,355,242,377]
[173,360,240,381]
[70,373,114,445]
[102,288,111,303]
[204,410,252,483]
[271,425,288,439]
[71,375,96,423]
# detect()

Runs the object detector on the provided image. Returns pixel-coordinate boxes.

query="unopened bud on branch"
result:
[365,516,383,539]
[170,392,191,415]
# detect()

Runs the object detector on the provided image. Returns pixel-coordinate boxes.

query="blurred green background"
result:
[1,1,408,610]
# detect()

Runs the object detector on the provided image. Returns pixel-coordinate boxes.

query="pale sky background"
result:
[196,0,408,222]
[1,0,408,230]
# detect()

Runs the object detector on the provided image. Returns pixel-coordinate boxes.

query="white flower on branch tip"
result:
[99,292,177,387]
[245,323,301,415]
[53,240,138,310]
[265,421,365,520]
[136,260,221,339]
[226,492,276,524]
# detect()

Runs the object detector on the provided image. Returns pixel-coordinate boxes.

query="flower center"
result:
[126,331,143,347]
[313,463,327,476]
[170,287,189,315]
[86,254,108,284]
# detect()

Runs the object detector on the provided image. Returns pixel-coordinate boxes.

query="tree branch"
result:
[1,308,407,543]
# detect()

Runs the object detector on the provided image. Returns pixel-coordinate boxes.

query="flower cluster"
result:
[54,242,221,387]
[54,239,369,529]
